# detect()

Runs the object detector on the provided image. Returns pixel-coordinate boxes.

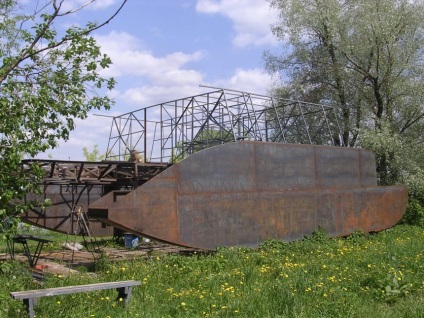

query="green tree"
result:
[0,0,127,239]
[83,144,105,161]
[265,0,424,186]
[171,128,234,163]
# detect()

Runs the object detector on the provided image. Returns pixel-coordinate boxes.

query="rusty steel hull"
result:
[88,141,408,250]
[22,184,113,236]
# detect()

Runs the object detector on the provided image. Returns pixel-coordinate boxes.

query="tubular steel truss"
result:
[105,87,343,163]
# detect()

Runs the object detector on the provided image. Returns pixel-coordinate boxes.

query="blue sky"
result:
[34,0,281,160]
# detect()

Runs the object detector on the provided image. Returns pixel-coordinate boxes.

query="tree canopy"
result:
[0,0,127,238]
[265,0,424,190]
[82,144,105,161]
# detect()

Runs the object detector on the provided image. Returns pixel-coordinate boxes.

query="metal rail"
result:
[21,159,169,186]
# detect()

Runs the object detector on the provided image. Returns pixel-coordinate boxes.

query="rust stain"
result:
[87,142,407,250]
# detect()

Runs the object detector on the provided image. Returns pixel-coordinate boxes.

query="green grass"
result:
[1,224,423,317]
[1,225,118,255]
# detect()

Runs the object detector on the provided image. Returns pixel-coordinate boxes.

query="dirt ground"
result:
[0,241,203,278]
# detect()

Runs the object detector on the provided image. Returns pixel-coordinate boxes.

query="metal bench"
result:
[10,280,141,318]
[8,235,52,267]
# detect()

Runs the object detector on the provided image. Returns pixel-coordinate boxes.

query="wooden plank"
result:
[10,280,141,299]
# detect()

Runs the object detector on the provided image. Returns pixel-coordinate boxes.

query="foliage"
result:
[171,129,234,163]
[259,238,288,251]
[265,0,424,189]
[82,144,105,161]
[402,198,424,227]
[265,97,340,146]
[380,271,413,302]
[359,124,404,185]
[0,260,13,274]
[346,229,367,244]
[94,250,111,272]
[0,225,423,317]
[0,0,127,237]
[305,226,329,243]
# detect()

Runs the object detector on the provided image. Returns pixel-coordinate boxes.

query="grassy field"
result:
[1,224,423,318]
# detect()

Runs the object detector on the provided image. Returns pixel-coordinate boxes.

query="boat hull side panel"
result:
[176,186,407,249]
[88,142,407,249]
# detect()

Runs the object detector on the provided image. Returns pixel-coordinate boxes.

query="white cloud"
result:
[34,113,112,160]
[95,32,274,107]
[93,31,207,108]
[121,85,205,107]
[38,7,277,160]
[38,67,274,161]
[95,31,206,80]
[196,0,278,47]
[59,0,120,12]
[87,0,119,10]
[118,67,273,108]
[211,68,274,94]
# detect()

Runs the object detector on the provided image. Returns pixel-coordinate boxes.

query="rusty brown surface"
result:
[88,142,408,250]
[19,161,168,236]
[21,159,169,184]
[21,184,113,236]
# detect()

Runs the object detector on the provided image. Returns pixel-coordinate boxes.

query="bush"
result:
[402,198,424,227]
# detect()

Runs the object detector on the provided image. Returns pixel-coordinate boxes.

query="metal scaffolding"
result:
[105,87,342,163]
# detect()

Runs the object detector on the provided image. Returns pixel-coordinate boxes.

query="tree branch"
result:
[0,0,127,85]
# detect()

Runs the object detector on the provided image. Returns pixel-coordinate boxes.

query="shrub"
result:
[402,198,424,227]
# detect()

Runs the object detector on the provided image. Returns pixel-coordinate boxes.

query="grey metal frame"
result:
[105,87,343,163]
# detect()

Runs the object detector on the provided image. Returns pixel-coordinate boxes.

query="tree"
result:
[171,128,235,163]
[265,0,424,186]
[83,144,105,161]
[0,0,127,239]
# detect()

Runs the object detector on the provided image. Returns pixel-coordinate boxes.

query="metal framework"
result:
[19,159,169,235]
[21,159,168,186]
[105,87,343,163]
[18,88,408,247]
